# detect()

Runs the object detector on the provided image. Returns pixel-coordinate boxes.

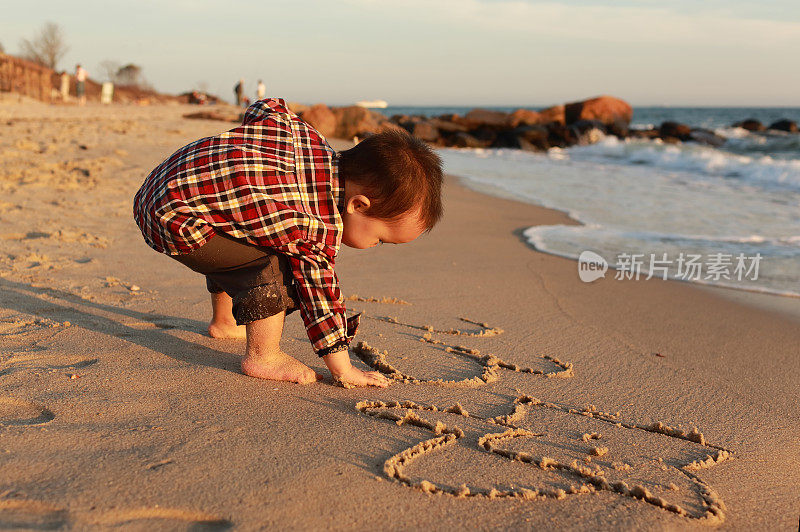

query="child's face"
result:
[341,196,425,249]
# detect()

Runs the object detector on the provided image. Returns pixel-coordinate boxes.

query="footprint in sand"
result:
[85,507,232,531]
[103,276,146,296]
[8,253,61,272]
[346,295,731,524]
[0,397,55,426]
[358,398,730,524]
[0,230,109,248]
[0,354,98,377]
[0,313,66,337]
[0,155,122,191]
[0,501,230,531]
[0,498,68,530]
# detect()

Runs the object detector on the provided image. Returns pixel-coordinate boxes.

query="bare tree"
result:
[19,22,69,69]
[98,60,121,83]
[115,64,142,86]
[0,41,5,54]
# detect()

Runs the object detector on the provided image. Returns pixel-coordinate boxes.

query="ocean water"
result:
[405,107,800,298]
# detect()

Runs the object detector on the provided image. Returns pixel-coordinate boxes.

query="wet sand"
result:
[1,100,798,530]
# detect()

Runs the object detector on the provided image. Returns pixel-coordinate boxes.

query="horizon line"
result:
[338,103,800,109]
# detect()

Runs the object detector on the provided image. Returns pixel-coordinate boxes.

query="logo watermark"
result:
[578,251,608,283]
[578,252,762,283]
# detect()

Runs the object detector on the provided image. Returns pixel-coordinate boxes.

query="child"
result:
[133,98,443,388]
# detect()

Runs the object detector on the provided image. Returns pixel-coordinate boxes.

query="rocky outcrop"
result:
[330,106,384,139]
[461,109,510,129]
[658,121,692,142]
[375,121,407,135]
[545,123,577,148]
[325,106,404,139]
[565,96,633,127]
[688,128,726,147]
[301,104,337,138]
[732,119,765,132]
[517,125,550,151]
[569,120,607,145]
[184,95,797,153]
[412,121,440,143]
[428,117,469,133]
[508,109,541,127]
[628,122,728,147]
[628,128,660,140]
[450,132,489,148]
[768,119,798,133]
[537,105,565,125]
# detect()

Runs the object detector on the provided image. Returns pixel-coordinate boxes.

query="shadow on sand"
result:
[0,277,241,374]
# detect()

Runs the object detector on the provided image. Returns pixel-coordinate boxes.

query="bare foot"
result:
[208,320,246,339]
[241,350,323,385]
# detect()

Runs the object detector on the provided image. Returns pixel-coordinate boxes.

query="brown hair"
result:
[337,130,443,230]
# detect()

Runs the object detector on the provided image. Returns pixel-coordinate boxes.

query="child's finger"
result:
[368,372,390,387]
[368,371,388,382]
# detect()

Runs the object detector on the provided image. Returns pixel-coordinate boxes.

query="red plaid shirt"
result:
[133,98,358,355]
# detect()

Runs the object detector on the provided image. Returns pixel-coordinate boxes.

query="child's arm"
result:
[276,243,388,387]
[323,350,391,388]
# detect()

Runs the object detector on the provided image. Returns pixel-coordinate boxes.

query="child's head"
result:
[338,130,443,249]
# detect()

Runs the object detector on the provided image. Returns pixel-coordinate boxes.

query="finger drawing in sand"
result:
[343,296,573,386]
[345,295,732,524]
[357,397,730,524]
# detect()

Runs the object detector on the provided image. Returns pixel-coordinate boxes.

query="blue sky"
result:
[3,0,799,106]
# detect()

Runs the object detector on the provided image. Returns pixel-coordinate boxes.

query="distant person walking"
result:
[60,72,70,102]
[75,64,88,106]
[256,80,266,101]
[234,78,244,106]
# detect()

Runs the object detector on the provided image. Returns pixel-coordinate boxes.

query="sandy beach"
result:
[1,100,799,530]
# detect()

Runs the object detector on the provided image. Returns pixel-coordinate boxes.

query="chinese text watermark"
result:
[578,251,762,283]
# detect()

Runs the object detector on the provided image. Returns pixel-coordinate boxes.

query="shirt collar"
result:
[332,153,345,215]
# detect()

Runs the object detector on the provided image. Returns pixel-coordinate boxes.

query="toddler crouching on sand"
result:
[133,98,443,388]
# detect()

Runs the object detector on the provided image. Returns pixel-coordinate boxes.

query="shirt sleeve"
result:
[277,240,360,356]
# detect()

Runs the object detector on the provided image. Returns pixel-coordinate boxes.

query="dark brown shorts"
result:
[170,232,299,325]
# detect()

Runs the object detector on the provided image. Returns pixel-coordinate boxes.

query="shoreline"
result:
[442,169,800,323]
[428,164,800,322]
[437,149,800,306]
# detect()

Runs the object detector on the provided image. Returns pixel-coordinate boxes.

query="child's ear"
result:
[347,194,371,214]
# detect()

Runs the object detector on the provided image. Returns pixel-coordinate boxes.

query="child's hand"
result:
[323,350,391,388]
[333,365,392,388]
